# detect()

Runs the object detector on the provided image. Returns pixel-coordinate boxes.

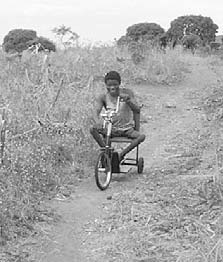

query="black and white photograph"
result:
[0,0,223,261]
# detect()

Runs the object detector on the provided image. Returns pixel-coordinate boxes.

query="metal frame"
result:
[120,145,139,166]
[110,110,141,169]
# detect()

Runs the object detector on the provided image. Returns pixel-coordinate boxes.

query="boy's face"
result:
[106,79,120,97]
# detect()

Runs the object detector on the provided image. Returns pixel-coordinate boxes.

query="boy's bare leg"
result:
[90,126,105,148]
[119,134,145,161]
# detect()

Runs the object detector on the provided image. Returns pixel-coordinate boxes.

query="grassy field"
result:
[1,43,221,260]
[81,53,223,262]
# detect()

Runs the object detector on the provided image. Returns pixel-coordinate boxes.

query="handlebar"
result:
[101,110,117,122]
[100,96,120,122]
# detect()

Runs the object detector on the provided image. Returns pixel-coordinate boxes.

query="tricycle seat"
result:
[110,137,133,143]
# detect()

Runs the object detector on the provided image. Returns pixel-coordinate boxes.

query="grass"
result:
[80,53,223,262]
[89,174,223,262]
[0,43,190,260]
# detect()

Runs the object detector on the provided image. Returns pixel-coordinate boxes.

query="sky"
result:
[0,0,223,45]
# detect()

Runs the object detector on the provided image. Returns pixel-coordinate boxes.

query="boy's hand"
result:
[120,93,130,102]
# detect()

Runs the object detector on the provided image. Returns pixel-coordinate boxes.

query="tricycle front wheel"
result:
[95,151,112,190]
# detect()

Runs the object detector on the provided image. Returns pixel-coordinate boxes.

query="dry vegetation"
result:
[83,54,223,262]
[87,175,223,262]
[0,43,187,260]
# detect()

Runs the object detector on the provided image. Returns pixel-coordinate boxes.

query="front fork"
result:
[104,122,113,157]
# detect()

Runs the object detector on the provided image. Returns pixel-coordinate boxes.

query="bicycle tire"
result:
[137,157,144,174]
[95,151,112,190]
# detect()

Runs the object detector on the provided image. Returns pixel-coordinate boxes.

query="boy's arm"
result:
[93,94,105,124]
[120,89,140,113]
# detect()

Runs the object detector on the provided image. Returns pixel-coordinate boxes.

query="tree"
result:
[52,25,79,48]
[117,22,165,47]
[167,15,218,45]
[158,33,169,49]
[126,22,165,42]
[117,22,165,64]
[3,29,37,53]
[116,35,132,47]
[182,34,201,54]
[28,37,56,52]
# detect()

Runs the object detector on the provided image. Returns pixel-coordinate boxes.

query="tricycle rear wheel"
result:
[137,157,144,174]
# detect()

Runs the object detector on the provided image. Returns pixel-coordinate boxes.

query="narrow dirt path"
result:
[37,56,220,262]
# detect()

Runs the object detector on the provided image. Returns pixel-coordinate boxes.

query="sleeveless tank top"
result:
[105,93,134,131]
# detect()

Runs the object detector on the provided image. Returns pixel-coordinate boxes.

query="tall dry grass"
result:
[0,43,188,250]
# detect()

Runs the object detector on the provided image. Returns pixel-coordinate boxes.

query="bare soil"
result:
[31,56,223,262]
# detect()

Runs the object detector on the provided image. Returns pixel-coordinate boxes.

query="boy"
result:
[90,71,145,162]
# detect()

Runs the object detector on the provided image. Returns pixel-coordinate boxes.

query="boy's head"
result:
[104,71,121,97]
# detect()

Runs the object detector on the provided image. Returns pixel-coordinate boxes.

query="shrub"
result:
[167,15,218,45]
[3,29,37,53]
[126,22,165,42]
[28,36,56,52]
[2,29,56,54]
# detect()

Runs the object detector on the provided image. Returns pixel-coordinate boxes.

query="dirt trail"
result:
[38,57,220,262]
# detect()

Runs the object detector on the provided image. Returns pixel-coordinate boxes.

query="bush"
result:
[167,15,218,45]
[117,23,165,60]
[28,36,56,52]
[182,34,201,54]
[3,29,37,53]
[2,29,56,54]
[126,22,165,42]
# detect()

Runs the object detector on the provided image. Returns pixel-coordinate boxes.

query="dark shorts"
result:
[96,125,141,139]
[111,128,141,139]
